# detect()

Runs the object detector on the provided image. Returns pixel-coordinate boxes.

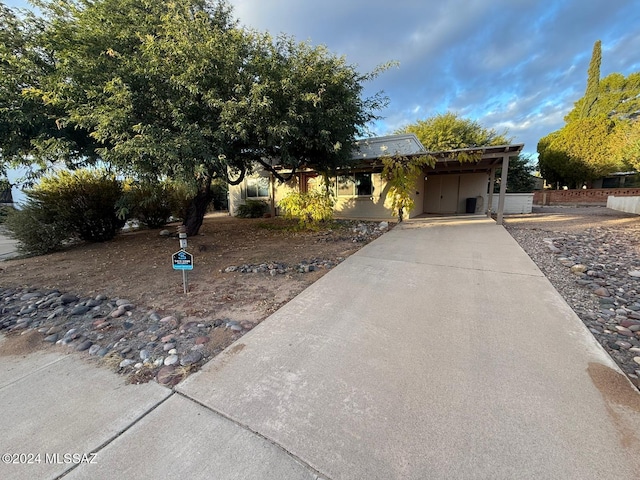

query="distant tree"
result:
[538,40,640,187]
[580,40,601,118]
[494,155,536,193]
[567,72,640,122]
[396,112,511,151]
[614,120,640,171]
[538,131,593,188]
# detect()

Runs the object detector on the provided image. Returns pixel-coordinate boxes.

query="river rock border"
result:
[0,287,249,386]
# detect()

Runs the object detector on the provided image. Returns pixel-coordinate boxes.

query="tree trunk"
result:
[183,182,212,236]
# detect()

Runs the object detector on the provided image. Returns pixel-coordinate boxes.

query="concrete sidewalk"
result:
[1,216,639,479]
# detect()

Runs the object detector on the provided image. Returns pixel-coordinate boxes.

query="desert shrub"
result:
[0,206,11,224]
[124,181,174,228]
[278,190,334,228]
[4,201,69,255]
[237,199,268,218]
[28,169,124,242]
[167,180,196,221]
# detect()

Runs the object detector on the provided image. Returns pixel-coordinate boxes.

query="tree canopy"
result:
[0,0,388,234]
[396,112,511,151]
[0,3,98,182]
[538,40,640,187]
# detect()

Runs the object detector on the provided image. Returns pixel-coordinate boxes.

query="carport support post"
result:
[487,168,496,218]
[496,154,510,225]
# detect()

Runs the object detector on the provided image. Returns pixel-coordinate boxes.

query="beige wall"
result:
[458,174,489,213]
[230,171,400,219]
[424,173,488,214]
[231,169,484,219]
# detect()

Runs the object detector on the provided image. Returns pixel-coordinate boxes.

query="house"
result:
[229,134,524,225]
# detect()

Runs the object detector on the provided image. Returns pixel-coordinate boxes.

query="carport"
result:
[421,144,524,224]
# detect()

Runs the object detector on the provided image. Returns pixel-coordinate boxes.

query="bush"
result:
[33,170,125,242]
[123,181,174,228]
[8,170,125,248]
[4,201,69,255]
[278,190,334,228]
[167,181,196,221]
[0,206,11,224]
[237,199,268,218]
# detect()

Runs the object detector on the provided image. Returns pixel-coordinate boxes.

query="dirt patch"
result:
[505,205,639,232]
[0,330,47,356]
[1,214,390,322]
[0,215,392,382]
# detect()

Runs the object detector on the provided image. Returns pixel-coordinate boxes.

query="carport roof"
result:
[348,140,524,174]
[420,143,524,175]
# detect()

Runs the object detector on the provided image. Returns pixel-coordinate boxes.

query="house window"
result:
[336,173,373,197]
[246,177,269,198]
[355,172,373,196]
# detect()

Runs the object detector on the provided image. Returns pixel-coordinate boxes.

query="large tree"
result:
[538,40,640,187]
[579,40,601,119]
[1,0,387,235]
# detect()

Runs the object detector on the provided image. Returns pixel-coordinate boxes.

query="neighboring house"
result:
[591,171,640,189]
[229,134,523,224]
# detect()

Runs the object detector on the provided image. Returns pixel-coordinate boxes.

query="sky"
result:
[4,0,640,164]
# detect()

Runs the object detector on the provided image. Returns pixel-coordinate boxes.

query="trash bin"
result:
[465,197,477,214]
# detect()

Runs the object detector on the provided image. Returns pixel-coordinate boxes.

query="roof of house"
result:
[352,134,426,160]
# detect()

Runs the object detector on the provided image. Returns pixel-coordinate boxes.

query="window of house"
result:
[355,172,373,196]
[246,177,270,198]
[335,173,373,197]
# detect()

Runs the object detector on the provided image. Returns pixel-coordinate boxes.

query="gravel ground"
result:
[504,206,640,389]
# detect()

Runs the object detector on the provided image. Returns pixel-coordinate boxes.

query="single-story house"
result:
[229,134,524,225]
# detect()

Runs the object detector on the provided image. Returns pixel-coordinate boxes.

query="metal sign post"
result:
[172,227,194,294]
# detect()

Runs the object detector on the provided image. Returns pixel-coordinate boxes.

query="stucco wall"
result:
[333,173,395,219]
[607,195,640,215]
[230,172,398,219]
[459,174,488,214]
[491,193,534,214]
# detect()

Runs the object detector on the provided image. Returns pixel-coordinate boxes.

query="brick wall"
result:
[533,188,640,205]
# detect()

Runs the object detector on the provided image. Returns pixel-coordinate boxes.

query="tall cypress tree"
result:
[580,40,602,118]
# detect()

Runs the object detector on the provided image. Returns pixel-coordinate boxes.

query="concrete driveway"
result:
[1,216,639,479]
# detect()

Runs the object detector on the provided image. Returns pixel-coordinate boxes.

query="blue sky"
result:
[4,0,640,162]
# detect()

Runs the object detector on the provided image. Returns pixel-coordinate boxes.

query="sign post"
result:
[172,227,193,294]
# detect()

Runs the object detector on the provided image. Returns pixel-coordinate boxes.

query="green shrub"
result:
[237,199,269,218]
[167,180,196,221]
[210,179,229,211]
[27,169,124,243]
[4,201,69,255]
[124,181,174,228]
[278,190,334,228]
[0,206,11,224]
